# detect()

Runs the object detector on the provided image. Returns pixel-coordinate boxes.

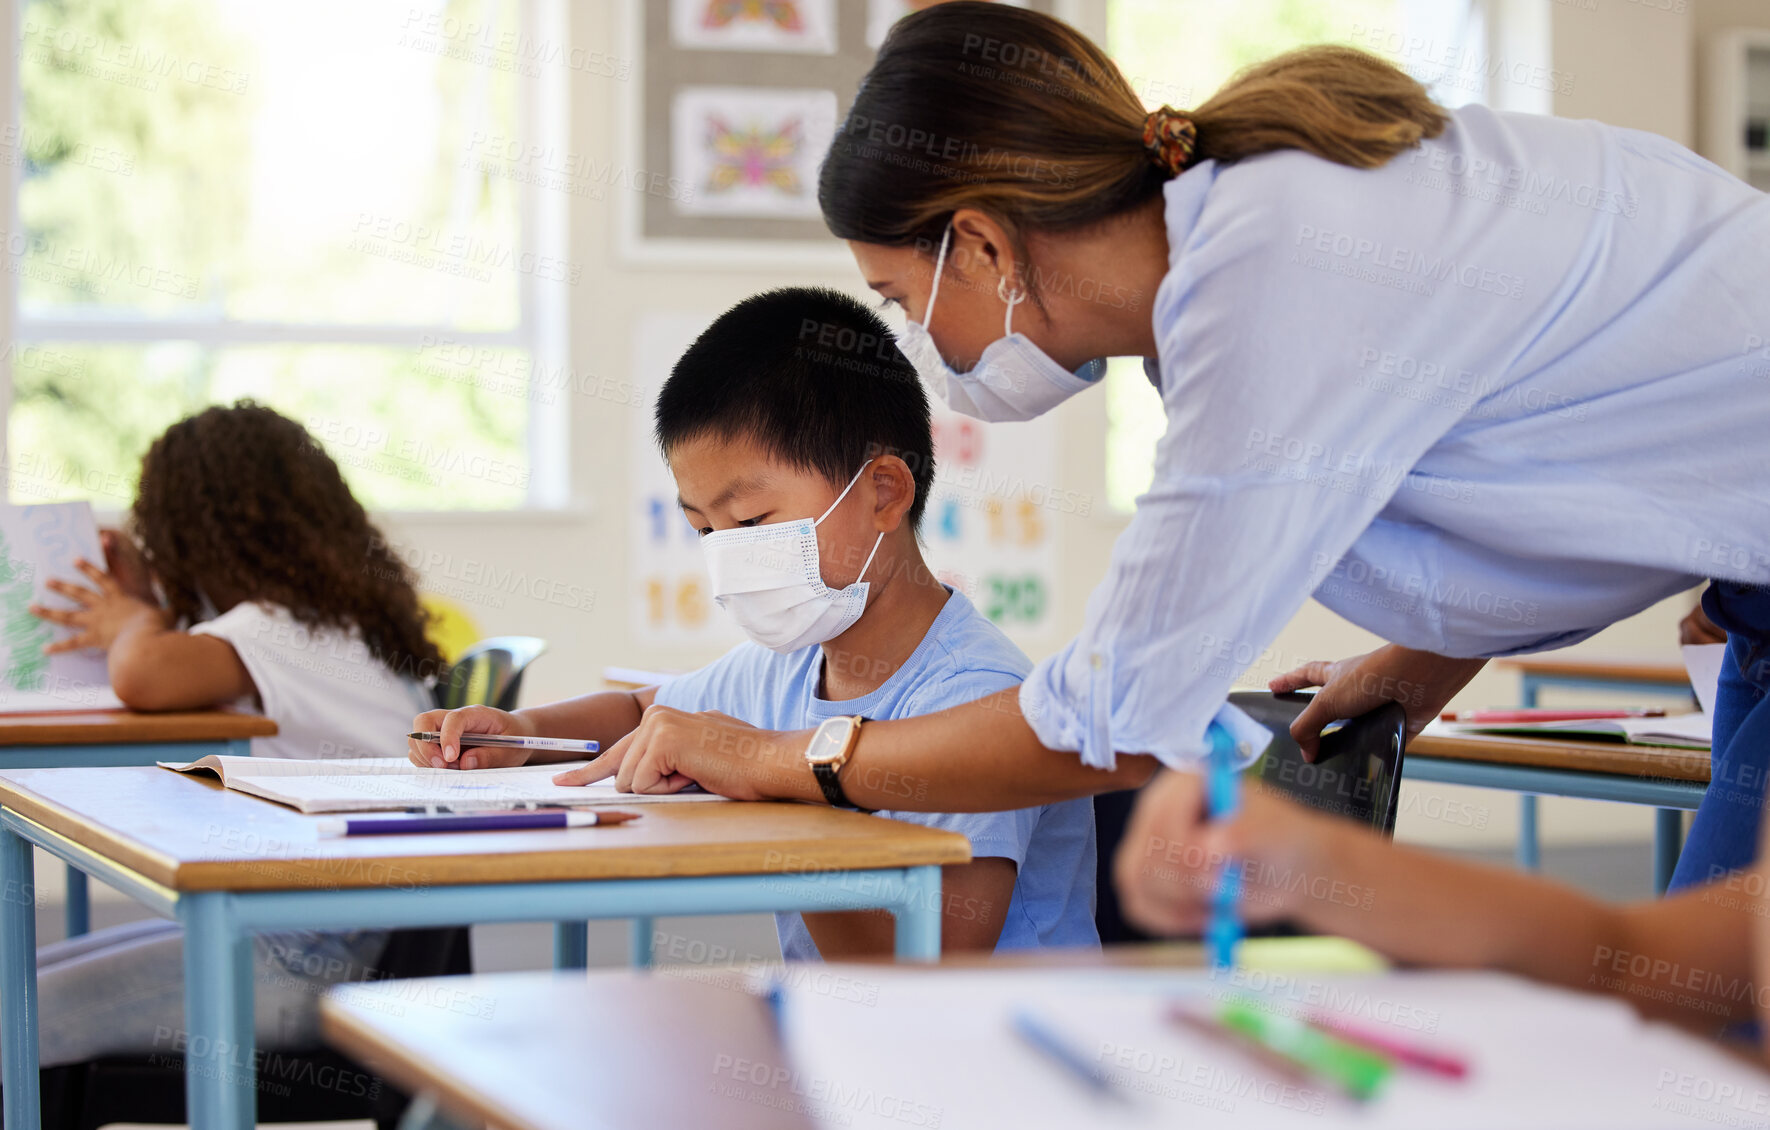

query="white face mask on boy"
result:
[700,461,883,653]
[892,224,1106,422]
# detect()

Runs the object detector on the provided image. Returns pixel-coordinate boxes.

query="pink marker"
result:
[1307,1016,1469,1079]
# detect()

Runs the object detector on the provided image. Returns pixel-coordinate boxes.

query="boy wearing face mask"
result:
[408,286,1099,960]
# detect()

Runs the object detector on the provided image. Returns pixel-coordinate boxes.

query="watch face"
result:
[806,716,855,765]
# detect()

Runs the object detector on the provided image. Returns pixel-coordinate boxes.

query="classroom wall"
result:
[1552,0,1694,144]
[1693,0,1770,161]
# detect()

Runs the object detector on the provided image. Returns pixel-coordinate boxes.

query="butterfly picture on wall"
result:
[670,0,837,54]
[670,87,838,219]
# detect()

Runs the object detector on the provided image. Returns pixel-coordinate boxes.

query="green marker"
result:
[1215,999,1394,1101]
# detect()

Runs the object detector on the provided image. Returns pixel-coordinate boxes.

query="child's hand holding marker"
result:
[1112,769,1337,936]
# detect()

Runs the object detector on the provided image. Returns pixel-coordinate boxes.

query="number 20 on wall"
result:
[984,574,1046,624]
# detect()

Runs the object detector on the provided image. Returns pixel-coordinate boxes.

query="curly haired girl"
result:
[21,400,441,1066]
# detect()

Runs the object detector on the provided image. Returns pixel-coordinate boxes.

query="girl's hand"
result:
[100,529,157,603]
[408,705,535,769]
[1269,644,1486,761]
[29,558,167,654]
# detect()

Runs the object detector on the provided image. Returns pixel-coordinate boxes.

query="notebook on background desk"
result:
[1429,644,1725,751]
[0,501,125,712]
[161,754,727,813]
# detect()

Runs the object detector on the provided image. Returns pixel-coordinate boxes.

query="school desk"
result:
[317,947,1330,1130]
[1405,727,1707,893]
[1494,654,1697,873]
[0,709,277,937]
[0,766,968,1130]
[322,950,1770,1130]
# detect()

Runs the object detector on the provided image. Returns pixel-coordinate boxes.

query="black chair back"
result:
[1094,691,1407,945]
[433,635,548,711]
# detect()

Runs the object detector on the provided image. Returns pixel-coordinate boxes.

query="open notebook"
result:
[161,755,726,814]
[1430,643,1724,751]
[1427,710,1713,750]
[0,502,124,712]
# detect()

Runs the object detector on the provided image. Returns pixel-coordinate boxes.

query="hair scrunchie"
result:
[1142,105,1198,176]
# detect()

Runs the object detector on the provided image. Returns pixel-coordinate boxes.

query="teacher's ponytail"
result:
[820,2,1448,249]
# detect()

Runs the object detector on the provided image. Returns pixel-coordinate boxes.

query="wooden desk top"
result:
[0,709,276,747]
[326,971,811,1130]
[1410,728,1710,783]
[1495,654,1689,684]
[0,766,971,892]
[319,947,1227,1130]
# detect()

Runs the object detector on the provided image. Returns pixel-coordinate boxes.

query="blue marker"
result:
[1010,1008,1125,1102]
[1204,721,1243,971]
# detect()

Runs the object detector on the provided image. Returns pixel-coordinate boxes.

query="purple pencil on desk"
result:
[317,810,639,837]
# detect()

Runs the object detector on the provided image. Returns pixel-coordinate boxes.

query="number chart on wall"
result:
[630,312,1060,651]
[630,312,744,651]
[922,408,1060,643]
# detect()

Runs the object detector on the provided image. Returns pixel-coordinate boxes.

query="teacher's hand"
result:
[1269,644,1487,761]
[553,705,819,802]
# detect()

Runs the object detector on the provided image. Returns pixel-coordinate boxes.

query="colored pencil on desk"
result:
[1439,708,1665,723]
[1304,1014,1469,1079]
[317,810,638,837]
[1170,1000,1394,1101]
[1010,1008,1127,1103]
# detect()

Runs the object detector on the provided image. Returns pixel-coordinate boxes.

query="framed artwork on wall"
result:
[671,0,839,54]
[619,0,1063,267]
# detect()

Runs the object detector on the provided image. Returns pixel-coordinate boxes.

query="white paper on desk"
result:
[0,502,121,711]
[773,967,1770,1129]
[1683,644,1726,720]
[160,755,729,813]
[1432,712,1713,750]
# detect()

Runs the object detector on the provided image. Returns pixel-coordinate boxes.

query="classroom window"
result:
[6,0,566,511]
[1102,0,1486,513]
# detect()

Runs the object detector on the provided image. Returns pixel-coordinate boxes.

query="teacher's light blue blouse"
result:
[1022,104,1770,770]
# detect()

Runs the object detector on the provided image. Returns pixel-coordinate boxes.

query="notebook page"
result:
[773,968,1770,1129]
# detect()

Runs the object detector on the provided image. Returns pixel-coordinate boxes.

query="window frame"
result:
[0,0,573,514]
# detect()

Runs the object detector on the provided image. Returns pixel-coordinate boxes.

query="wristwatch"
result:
[805,714,872,812]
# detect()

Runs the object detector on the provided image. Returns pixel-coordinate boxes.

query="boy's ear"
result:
[868,455,917,532]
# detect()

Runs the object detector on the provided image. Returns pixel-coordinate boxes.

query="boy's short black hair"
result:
[656,286,935,530]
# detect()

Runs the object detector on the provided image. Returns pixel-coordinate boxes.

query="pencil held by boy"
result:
[410,286,1099,960]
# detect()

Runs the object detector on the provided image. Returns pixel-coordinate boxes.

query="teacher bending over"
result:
[595,3,1770,1011]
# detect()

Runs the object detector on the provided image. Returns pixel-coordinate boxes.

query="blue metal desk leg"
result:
[1654,808,1685,895]
[180,892,256,1129]
[1517,796,1541,871]
[398,1091,474,1130]
[629,917,654,968]
[1518,675,1543,872]
[553,921,588,970]
[64,866,89,938]
[1,823,42,1130]
[893,865,942,962]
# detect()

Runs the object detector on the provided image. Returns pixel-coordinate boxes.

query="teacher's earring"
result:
[998,276,1027,335]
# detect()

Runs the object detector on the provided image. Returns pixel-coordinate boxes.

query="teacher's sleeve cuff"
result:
[1020,648,1271,771]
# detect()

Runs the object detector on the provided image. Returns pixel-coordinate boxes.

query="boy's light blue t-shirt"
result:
[654,587,1098,961]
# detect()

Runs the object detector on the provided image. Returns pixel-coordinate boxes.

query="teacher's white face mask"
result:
[700,461,884,653]
[893,224,1106,422]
